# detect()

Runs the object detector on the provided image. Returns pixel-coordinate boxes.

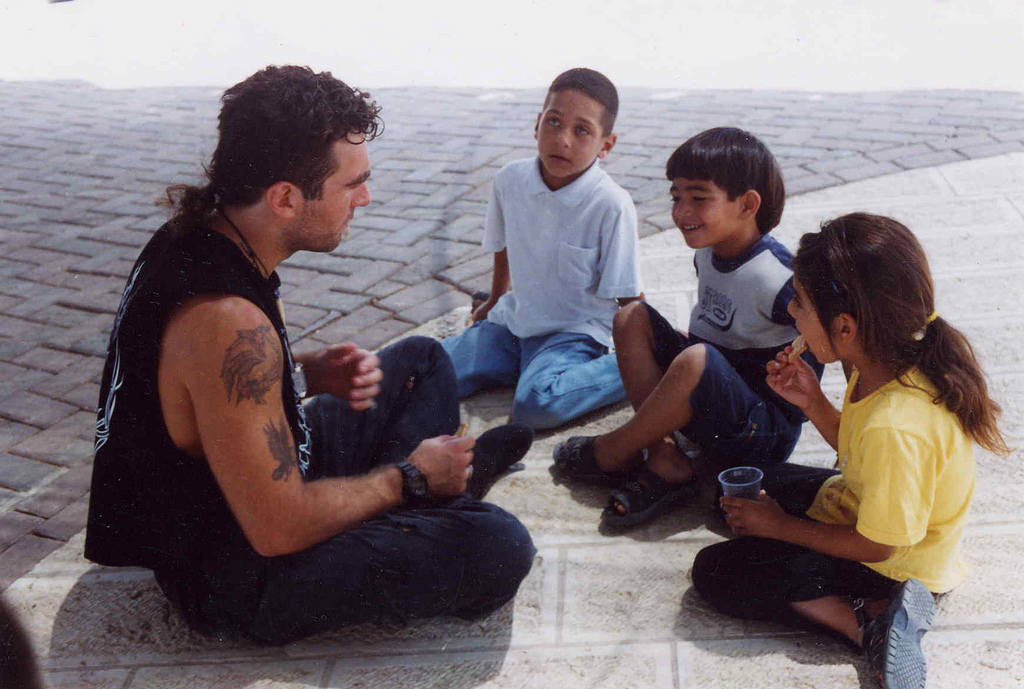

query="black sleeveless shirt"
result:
[85,223,312,572]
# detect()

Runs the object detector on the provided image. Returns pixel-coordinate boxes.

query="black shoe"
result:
[467,422,533,499]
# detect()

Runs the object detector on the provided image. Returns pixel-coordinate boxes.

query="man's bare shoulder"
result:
[170,293,270,330]
[162,294,282,403]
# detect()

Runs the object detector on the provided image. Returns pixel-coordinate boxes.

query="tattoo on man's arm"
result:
[221,325,283,404]
[264,417,297,481]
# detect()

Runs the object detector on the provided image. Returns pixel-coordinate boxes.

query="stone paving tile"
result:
[0,511,45,551]
[376,278,455,312]
[0,533,62,591]
[309,305,392,343]
[397,291,467,325]
[325,644,675,689]
[0,418,37,448]
[0,391,78,428]
[345,319,416,351]
[9,431,92,467]
[0,453,61,492]
[46,668,131,689]
[31,496,89,542]
[10,464,94,520]
[128,660,326,689]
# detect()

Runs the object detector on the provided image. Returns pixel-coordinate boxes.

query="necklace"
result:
[218,208,306,397]
[220,208,270,278]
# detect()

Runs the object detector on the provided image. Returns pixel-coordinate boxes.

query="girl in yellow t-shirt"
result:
[692,213,1009,689]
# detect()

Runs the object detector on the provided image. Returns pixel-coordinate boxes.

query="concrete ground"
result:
[1,80,1023,687]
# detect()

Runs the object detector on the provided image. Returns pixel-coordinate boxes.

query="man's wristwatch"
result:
[396,461,428,500]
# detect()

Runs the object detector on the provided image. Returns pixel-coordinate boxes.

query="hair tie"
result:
[913,311,939,341]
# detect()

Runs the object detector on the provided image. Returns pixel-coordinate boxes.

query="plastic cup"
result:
[718,466,763,500]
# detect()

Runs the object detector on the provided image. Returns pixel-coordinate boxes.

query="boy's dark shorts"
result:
[643,302,800,468]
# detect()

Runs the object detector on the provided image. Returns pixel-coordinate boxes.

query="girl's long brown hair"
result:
[794,212,1009,454]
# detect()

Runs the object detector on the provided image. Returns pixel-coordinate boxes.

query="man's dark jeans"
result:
[157,336,536,645]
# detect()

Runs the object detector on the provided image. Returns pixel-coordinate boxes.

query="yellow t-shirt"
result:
[805,367,975,592]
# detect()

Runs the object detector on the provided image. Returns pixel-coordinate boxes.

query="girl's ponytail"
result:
[915,316,1009,455]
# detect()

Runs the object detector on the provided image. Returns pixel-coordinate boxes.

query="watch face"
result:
[409,472,428,497]
[400,462,428,498]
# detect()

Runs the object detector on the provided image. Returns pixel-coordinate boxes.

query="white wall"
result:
[1,0,1022,91]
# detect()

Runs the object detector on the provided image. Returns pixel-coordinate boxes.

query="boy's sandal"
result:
[601,467,700,528]
[862,578,936,689]
[551,436,636,487]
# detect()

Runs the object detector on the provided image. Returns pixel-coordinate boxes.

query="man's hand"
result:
[301,343,382,409]
[720,492,787,537]
[408,435,475,497]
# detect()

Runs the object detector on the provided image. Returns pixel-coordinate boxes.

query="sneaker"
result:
[467,422,533,499]
[863,578,936,689]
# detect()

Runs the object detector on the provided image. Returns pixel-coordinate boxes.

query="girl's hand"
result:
[766,348,821,410]
[720,491,786,537]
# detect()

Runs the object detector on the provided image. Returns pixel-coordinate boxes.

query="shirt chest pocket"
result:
[557,242,599,288]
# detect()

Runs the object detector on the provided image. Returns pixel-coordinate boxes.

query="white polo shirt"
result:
[483,157,642,347]
[481,158,638,346]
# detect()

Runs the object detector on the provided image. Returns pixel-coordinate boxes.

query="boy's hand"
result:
[720,492,785,537]
[407,435,475,497]
[302,344,382,409]
[469,298,496,325]
[766,348,822,411]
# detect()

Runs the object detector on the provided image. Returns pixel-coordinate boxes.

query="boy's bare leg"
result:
[612,303,665,411]
[592,344,706,479]
[644,438,695,482]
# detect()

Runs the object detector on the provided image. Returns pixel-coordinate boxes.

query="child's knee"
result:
[512,377,578,429]
[669,343,707,380]
[384,336,453,379]
[613,300,651,339]
[510,396,560,430]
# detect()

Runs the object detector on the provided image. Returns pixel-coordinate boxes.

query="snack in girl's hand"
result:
[787,335,807,363]
[456,423,468,438]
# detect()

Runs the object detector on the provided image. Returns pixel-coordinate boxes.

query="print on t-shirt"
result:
[697,285,736,332]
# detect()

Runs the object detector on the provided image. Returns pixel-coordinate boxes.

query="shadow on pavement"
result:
[48,565,515,688]
[678,587,881,689]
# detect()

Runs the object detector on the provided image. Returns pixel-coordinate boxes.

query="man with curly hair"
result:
[85,66,535,644]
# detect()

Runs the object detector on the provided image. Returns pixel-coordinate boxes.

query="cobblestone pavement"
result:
[2,78,1024,591]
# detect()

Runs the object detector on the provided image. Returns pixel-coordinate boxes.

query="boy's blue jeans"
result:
[155,337,535,645]
[441,320,627,430]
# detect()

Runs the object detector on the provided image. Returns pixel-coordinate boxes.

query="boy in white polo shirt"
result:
[441,68,642,430]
